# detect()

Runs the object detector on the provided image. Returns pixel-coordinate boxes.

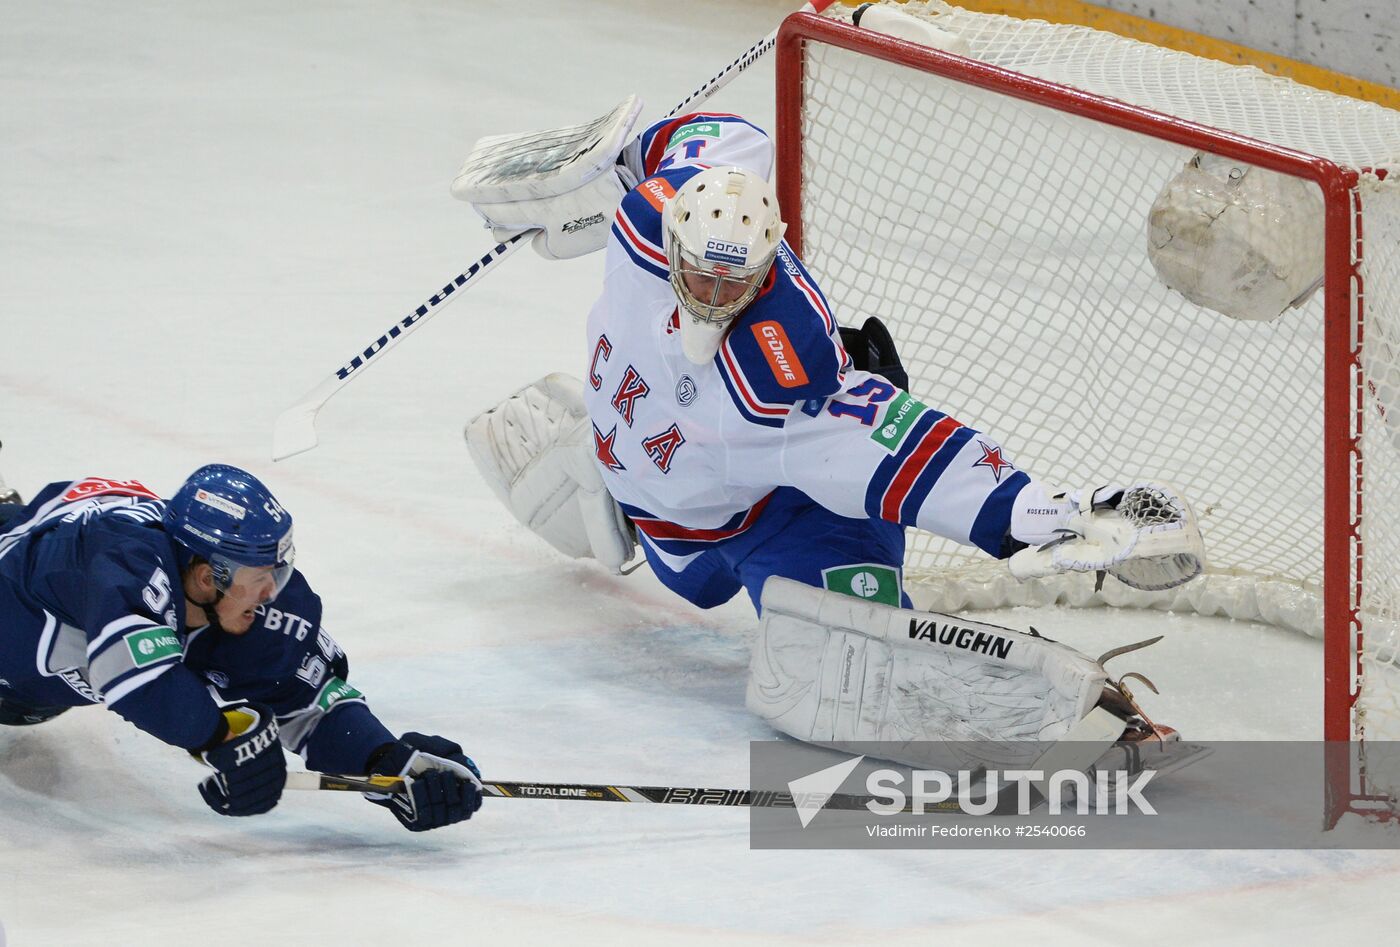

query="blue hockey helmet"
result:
[163,464,295,595]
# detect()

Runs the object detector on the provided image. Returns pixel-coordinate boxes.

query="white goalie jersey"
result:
[581,113,1048,575]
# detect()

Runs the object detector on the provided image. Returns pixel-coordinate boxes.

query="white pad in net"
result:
[451,95,644,260]
[1147,152,1325,322]
[852,0,971,54]
[747,577,1108,769]
[1010,482,1205,592]
[466,374,635,572]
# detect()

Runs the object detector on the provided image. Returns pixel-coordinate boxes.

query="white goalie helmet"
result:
[661,166,786,364]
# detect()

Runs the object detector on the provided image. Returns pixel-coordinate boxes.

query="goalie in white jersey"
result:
[459,99,1208,770]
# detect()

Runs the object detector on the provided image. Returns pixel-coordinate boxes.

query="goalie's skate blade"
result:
[1102,736,1215,782]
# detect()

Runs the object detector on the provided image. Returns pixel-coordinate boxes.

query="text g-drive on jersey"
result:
[585,114,1033,574]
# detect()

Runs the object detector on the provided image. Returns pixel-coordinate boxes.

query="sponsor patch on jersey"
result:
[704,239,749,266]
[194,488,246,520]
[126,627,181,668]
[751,320,809,388]
[61,477,161,503]
[822,564,901,607]
[639,176,676,211]
[665,121,724,151]
[870,393,928,452]
[316,677,363,712]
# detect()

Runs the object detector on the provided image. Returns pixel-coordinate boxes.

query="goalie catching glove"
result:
[1009,481,1205,591]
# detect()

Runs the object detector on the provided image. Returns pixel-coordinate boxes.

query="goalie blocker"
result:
[451,96,645,260]
[466,374,636,572]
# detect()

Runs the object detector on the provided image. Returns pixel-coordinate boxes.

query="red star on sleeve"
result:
[972,440,1014,482]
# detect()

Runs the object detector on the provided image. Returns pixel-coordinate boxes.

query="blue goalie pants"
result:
[639,487,910,613]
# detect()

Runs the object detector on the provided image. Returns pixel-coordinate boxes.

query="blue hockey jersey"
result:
[0,478,393,773]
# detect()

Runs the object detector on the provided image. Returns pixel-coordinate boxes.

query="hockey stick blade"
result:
[270,233,531,461]
[270,394,327,462]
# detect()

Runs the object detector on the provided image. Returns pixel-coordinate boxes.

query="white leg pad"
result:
[747,577,1108,768]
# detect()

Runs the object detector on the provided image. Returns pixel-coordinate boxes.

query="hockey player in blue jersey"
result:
[456,100,1208,765]
[0,461,482,831]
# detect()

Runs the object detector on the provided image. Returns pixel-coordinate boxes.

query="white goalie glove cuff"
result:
[451,95,644,260]
[1008,480,1081,547]
[466,374,636,573]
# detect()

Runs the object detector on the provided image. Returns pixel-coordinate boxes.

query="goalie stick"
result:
[271,0,840,461]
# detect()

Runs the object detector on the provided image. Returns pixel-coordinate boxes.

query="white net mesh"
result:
[794,1,1400,812]
[1358,172,1400,802]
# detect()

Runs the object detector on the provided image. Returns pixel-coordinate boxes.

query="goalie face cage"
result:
[775,6,1400,828]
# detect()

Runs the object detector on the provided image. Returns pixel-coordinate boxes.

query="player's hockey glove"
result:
[838,317,909,391]
[195,702,287,817]
[367,733,484,832]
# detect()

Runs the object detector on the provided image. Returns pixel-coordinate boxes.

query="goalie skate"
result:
[1091,643,1213,783]
[1105,720,1213,780]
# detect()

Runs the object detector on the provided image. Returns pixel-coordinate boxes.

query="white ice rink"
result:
[3,1,1400,944]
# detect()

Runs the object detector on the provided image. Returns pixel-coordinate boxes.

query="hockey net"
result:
[776,1,1400,824]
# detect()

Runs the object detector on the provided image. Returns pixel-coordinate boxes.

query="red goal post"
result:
[775,3,1400,826]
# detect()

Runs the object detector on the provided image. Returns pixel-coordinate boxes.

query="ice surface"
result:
[2,2,1398,944]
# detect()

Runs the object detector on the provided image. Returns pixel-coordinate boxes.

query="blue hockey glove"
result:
[197,702,287,817]
[368,732,483,832]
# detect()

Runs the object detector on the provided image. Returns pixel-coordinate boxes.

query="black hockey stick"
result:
[271,0,839,461]
[284,771,983,814]
[282,708,1206,815]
